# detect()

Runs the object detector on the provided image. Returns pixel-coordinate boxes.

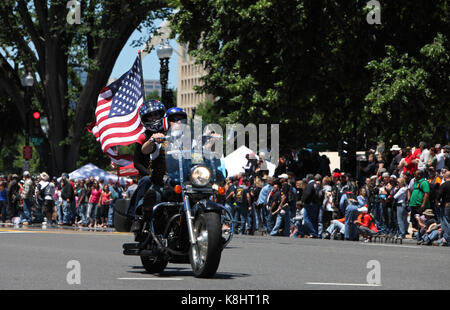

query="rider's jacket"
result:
[134,130,166,187]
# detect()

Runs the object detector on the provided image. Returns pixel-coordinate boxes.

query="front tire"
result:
[140,255,168,274]
[189,212,222,278]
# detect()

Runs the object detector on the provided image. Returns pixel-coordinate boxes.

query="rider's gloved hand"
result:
[144,129,153,140]
[151,132,165,143]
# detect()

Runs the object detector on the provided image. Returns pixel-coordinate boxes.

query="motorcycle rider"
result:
[130,106,188,236]
[128,100,167,235]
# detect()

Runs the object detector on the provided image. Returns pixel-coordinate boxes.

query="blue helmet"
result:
[139,99,166,132]
[163,107,187,131]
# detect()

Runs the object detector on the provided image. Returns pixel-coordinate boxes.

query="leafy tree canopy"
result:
[170,0,450,152]
[0,0,172,176]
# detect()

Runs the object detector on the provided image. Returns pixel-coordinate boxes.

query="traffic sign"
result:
[23,146,32,160]
[30,137,44,146]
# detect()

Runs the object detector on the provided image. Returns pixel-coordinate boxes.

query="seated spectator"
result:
[416,209,440,245]
[354,210,378,242]
[323,217,345,240]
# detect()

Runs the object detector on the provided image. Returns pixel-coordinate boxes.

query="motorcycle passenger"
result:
[134,107,188,233]
[128,100,167,233]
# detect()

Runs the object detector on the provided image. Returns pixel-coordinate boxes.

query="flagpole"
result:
[138,50,146,101]
[117,163,120,183]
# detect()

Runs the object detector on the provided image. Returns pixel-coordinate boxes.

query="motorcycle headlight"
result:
[191,166,211,187]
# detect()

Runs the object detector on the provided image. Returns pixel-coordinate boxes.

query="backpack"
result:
[414,179,428,194]
[235,187,244,204]
[38,183,48,201]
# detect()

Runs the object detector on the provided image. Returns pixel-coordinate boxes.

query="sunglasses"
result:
[145,111,164,119]
[168,114,187,122]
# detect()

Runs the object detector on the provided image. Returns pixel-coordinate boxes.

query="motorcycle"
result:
[114,133,233,278]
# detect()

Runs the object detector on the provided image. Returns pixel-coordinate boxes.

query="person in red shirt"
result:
[354,211,378,242]
[98,185,112,228]
[87,182,101,228]
[400,146,420,176]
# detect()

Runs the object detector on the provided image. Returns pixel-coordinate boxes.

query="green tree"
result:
[365,33,450,147]
[0,0,171,176]
[170,0,450,151]
[0,89,25,174]
[145,90,161,101]
[144,88,177,107]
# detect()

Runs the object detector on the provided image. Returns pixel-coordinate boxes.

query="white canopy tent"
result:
[68,163,126,185]
[223,146,275,178]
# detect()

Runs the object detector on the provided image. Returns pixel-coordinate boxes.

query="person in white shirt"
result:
[418,141,430,172]
[36,172,56,225]
[394,177,408,238]
[435,144,446,173]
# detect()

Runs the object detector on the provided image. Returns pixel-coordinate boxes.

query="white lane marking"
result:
[306,282,381,287]
[118,277,183,281]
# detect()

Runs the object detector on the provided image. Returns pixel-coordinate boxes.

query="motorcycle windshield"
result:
[165,133,225,186]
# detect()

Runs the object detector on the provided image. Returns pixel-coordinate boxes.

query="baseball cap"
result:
[382,172,390,178]
[279,173,288,179]
[23,171,30,177]
[333,172,342,178]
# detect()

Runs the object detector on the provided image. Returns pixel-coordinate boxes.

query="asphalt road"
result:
[0,227,449,290]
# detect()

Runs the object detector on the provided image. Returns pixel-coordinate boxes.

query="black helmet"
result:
[139,99,166,132]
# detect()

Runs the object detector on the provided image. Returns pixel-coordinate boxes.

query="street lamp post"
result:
[21,72,34,146]
[156,40,173,108]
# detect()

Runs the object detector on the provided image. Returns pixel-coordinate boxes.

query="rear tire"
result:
[140,255,168,274]
[189,212,222,278]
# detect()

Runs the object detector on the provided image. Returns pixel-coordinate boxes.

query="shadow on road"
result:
[127,266,250,279]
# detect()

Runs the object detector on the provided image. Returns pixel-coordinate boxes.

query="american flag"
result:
[90,56,145,156]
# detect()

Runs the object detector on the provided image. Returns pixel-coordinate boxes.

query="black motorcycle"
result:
[114,134,233,278]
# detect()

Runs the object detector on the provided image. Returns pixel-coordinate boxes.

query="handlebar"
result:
[149,134,223,143]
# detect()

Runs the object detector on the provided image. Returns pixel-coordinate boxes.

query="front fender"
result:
[192,199,222,216]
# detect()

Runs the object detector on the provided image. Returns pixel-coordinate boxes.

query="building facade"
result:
[107,78,162,97]
[177,43,214,118]
[143,79,162,97]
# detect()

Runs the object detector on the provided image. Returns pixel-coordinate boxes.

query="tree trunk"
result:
[66,24,147,172]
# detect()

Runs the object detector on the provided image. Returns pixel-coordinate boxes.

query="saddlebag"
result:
[114,199,132,232]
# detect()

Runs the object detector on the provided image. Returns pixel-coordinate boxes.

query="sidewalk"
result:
[0,222,118,233]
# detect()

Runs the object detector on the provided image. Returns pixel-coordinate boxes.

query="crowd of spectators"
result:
[0,172,138,229]
[223,142,450,246]
[1,141,449,248]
